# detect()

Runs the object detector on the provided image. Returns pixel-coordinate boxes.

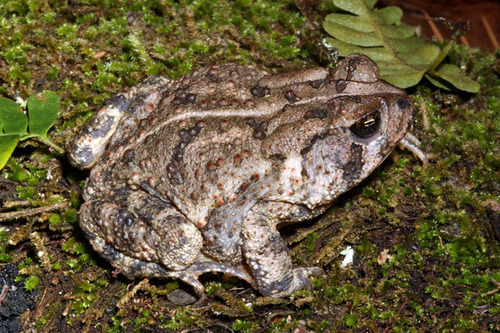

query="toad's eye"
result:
[349,110,381,139]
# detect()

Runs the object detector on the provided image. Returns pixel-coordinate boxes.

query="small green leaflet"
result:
[426,64,481,93]
[323,0,480,92]
[0,91,62,169]
[0,98,25,169]
[28,92,60,137]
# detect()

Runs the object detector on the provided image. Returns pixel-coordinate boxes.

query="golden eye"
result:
[349,110,381,139]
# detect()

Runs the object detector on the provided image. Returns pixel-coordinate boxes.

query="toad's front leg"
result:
[242,205,324,297]
[68,76,169,169]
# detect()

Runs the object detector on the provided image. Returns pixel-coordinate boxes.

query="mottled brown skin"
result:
[68,54,413,297]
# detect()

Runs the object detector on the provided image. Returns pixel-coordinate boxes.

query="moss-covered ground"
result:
[0,0,499,332]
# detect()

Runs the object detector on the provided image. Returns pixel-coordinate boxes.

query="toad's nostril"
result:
[396,98,408,110]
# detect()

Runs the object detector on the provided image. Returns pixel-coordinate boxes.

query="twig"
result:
[0,285,8,306]
[2,200,32,209]
[0,202,68,222]
[423,9,443,41]
[459,35,470,47]
[481,15,498,50]
[117,279,150,311]
[485,278,500,295]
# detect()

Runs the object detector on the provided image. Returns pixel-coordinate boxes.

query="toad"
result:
[68,54,414,297]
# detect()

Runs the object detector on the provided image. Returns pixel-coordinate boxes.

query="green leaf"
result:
[426,64,480,93]
[0,91,62,170]
[324,14,373,33]
[323,0,440,88]
[0,97,28,133]
[0,97,28,169]
[0,134,22,169]
[324,21,384,47]
[324,37,392,61]
[28,91,60,138]
[334,0,376,15]
[323,0,479,92]
[373,6,403,25]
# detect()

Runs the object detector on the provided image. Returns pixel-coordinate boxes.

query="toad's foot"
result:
[162,262,255,293]
[399,133,429,169]
[276,267,325,297]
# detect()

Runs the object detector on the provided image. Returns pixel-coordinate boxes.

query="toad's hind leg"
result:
[79,195,203,275]
[242,208,324,297]
[79,197,254,293]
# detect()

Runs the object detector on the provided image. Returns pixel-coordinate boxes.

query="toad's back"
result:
[80,63,338,224]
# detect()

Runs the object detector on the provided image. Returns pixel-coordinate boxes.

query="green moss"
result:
[5,160,27,182]
[304,232,319,254]
[48,213,61,225]
[16,185,38,200]
[0,230,12,262]
[134,310,151,328]
[71,292,96,314]
[47,65,60,81]
[309,320,331,331]
[62,237,87,255]
[233,319,259,332]
[63,208,78,224]
[159,308,201,330]
[24,275,40,290]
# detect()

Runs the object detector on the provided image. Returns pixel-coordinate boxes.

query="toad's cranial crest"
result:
[68,54,413,297]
